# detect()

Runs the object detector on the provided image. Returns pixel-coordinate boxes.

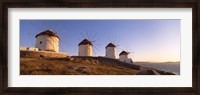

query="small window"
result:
[40,41,42,44]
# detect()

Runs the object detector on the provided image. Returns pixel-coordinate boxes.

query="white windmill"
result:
[105,43,117,59]
[119,46,134,63]
[35,29,60,52]
[105,35,122,59]
[78,30,100,57]
[26,21,71,53]
[78,39,93,56]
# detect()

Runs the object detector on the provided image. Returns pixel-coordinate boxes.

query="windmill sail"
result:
[78,30,100,56]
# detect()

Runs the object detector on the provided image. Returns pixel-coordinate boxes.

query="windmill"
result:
[105,35,121,59]
[24,21,70,53]
[35,29,60,52]
[78,30,100,57]
[119,45,134,63]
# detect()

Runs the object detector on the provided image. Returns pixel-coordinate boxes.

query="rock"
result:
[156,70,176,75]
[93,60,99,64]
[69,57,74,61]
[75,67,89,73]
[163,71,176,75]
[73,58,82,63]
[136,69,160,75]
[83,60,91,64]
[39,55,45,58]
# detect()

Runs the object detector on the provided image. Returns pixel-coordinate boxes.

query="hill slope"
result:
[20,56,175,75]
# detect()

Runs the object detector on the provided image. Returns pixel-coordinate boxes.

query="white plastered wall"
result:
[106,47,116,59]
[119,55,128,62]
[35,35,59,52]
[78,45,92,56]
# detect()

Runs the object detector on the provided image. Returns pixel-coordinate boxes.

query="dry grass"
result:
[20,57,141,75]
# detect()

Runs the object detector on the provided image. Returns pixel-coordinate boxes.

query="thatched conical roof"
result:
[35,29,60,40]
[78,39,93,46]
[106,43,116,48]
[119,51,129,55]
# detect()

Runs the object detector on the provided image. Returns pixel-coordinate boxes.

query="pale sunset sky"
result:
[20,20,180,62]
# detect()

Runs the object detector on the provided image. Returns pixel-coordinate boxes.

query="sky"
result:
[20,20,180,62]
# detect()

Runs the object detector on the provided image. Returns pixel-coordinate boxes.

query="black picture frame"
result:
[1,0,199,95]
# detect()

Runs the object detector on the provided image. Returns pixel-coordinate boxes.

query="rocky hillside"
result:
[20,56,175,75]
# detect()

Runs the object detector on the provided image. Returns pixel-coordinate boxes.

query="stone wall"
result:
[20,50,68,58]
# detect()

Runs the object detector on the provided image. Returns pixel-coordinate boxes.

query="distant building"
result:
[119,51,133,63]
[20,46,38,51]
[35,29,60,52]
[78,39,93,56]
[105,43,116,59]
